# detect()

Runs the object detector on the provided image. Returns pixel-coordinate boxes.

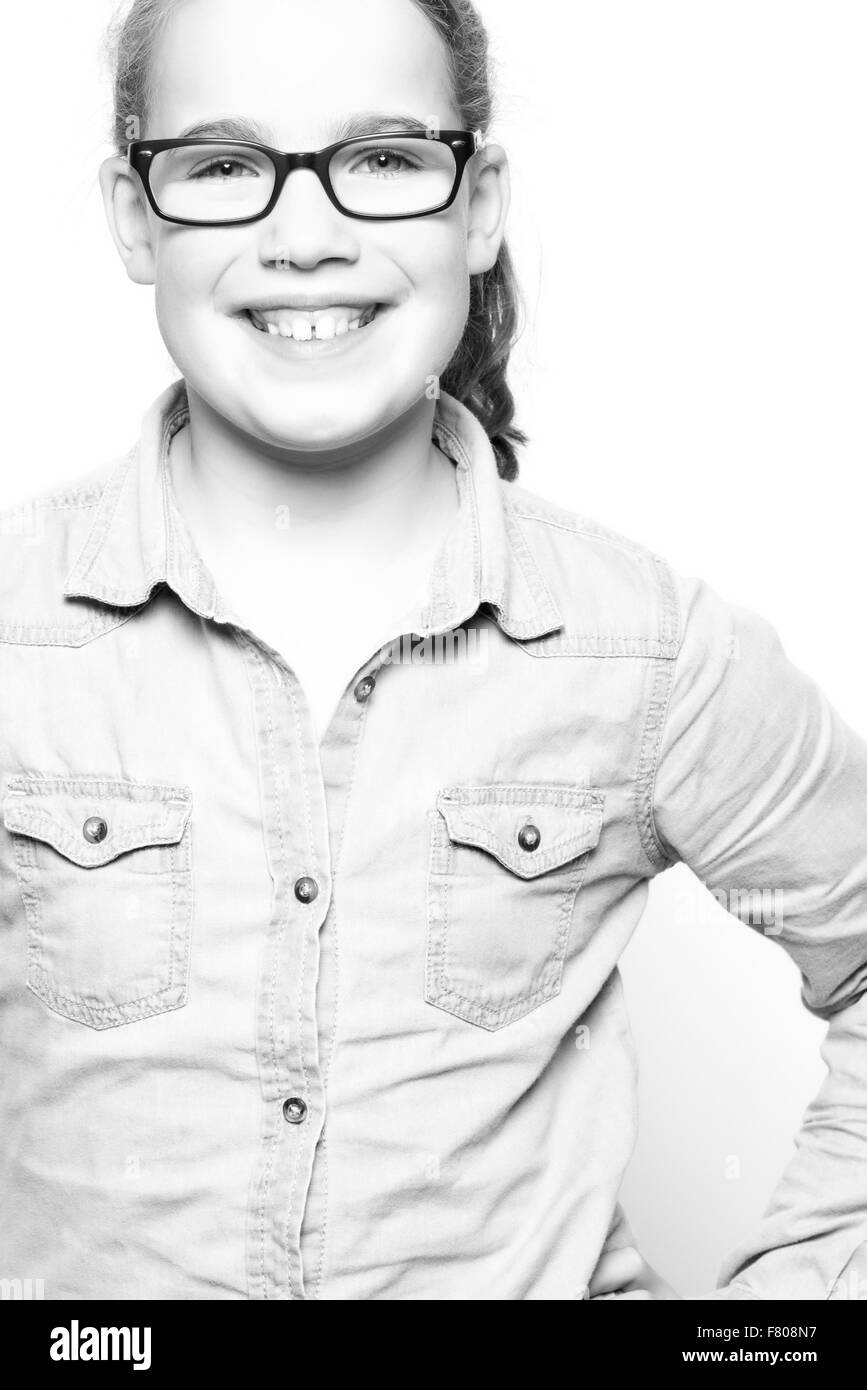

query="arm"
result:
[587,1204,682,1300]
[649,570,867,1300]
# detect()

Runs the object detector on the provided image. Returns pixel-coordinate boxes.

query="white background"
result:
[2,1,866,1296]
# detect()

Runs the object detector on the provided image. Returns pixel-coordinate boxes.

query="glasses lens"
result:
[329,137,457,215]
[148,143,276,222]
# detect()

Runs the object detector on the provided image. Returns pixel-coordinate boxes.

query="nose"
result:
[259,165,358,270]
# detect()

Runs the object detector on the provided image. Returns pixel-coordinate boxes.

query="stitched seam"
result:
[12,834,43,1000]
[258,1124,280,1303]
[313,687,370,1299]
[67,451,138,592]
[501,492,562,624]
[442,809,599,873]
[283,671,316,1301]
[12,825,190,1025]
[232,637,283,1302]
[5,816,186,862]
[0,605,157,651]
[434,848,588,1027]
[162,411,180,590]
[428,811,591,1028]
[166,840,178,990]
[255,646,287,1302]
[42,499,102,512]
[435,785,604,874]
[509,505,657,561]
[0,493,103,518]
[283,681,306,1303]
[425,811,448,1009]
[0,616,129,637]
[438,785,603,808]
[230,631,276,1304]
[313,1129,329,1302]
[68,574,165,604]
[429,420,481,624]
[633,555,682,870]
[515,636,680,654]
[29,975,179,1014]
[6,776,191,798]
[634,656,679,870]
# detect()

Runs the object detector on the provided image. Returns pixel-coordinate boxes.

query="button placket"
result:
[294,875,319,904]
[353,674,376,703]
[235,632,335,1302]
[239,635,387,1300]
[282,1097,308,1125]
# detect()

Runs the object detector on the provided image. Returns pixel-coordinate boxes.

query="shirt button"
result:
[517,823,541,852]
[354,675,376,703]
[83,816,109,844]
[294,875,319,904]
[282,1097,308,1125]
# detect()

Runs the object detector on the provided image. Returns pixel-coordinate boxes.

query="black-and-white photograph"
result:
[1,0,866,1351]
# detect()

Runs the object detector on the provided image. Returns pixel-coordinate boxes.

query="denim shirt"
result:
[1,377,865,1301]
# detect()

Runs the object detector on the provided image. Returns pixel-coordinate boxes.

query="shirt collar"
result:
[63,378,563,642]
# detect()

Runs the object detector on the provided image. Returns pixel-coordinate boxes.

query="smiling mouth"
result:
[243,304,381,341]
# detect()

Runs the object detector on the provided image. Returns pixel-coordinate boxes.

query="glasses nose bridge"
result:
[273,148,324,201]
[284,149,317,172]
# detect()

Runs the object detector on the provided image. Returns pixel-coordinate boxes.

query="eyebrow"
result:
[176,113,433,144]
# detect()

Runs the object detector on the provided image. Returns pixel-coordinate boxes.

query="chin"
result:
[238,398,383,451]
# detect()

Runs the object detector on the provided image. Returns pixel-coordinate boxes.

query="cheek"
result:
[432,270,472,369]
[407,237,471,343]
[417,232,469,297]
[153,240,226,329]
[154,269,197,346]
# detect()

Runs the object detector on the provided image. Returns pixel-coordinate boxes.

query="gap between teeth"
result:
[248,308,377,340]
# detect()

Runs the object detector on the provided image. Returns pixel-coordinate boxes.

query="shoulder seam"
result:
[0,484,108,517]
[633,556,683,870]
[0,450,129,519]
[509,500,663,566]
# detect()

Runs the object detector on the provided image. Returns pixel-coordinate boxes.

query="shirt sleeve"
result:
[649,569,867,1300]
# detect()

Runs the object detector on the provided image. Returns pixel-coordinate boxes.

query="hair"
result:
[103,0,528,480]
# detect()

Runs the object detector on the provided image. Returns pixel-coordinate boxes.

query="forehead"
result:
[150,0,458,144]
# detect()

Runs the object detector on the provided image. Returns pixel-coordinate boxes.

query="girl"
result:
[1,0,865,1301]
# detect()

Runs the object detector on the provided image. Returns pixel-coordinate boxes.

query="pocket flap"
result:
[2,775,192,868]
[435,785,604,879]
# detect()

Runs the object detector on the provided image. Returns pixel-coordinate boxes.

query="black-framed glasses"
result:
[127,129,485,226]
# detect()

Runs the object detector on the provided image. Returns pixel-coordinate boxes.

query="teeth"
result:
[247,304,378,340]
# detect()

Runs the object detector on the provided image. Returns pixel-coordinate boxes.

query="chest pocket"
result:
[425,784,604,1031]
[2,775,193,1030]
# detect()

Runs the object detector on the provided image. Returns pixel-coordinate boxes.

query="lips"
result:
[244,304,380,341]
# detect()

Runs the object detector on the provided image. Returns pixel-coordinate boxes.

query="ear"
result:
[98,155,157,285]
[465,142,511,277]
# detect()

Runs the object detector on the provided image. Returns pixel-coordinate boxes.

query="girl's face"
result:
[103,0,509,453]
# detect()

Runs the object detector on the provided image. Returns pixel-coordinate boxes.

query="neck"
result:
[169,383,460,595]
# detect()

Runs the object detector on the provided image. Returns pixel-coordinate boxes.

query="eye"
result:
[189,157,260,181]
[349,146,421,177]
